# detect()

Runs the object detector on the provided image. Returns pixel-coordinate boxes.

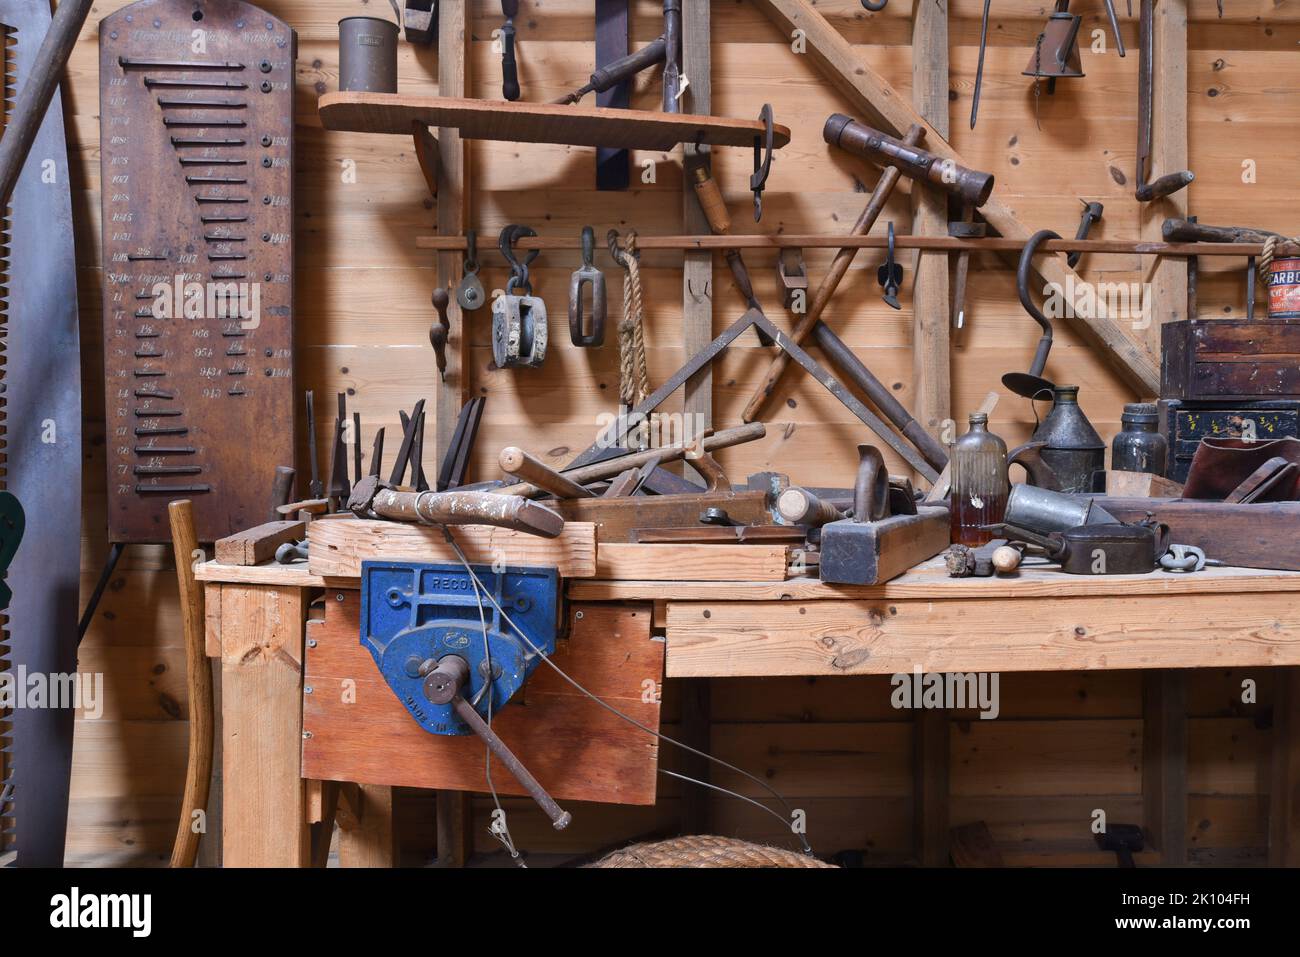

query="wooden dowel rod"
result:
[415,234,1286,258]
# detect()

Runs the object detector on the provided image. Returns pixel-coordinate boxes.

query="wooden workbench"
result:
[195,552,1300,867]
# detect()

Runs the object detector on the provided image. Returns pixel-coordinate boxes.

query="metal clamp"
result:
[569,226,606,347]
[750,103,775,222]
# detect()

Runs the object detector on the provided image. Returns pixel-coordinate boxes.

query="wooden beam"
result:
[909,0,950,473]
[1270,668,1300,866]
[747,0,1158,395]
[341,784,397,868]
[595,543,790,582]
[913,708,949,866]
[434,2,471,470]
[219,584,309,866]
[1141,0,1190,357]
[663,593,1300,677]
[1142,670,1187,865]
[681,0,713,432]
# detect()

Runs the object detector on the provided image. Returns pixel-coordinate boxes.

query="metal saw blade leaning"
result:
[0,0,82,867]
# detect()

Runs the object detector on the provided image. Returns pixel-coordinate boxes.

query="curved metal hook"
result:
[499,223,538,295]
[750,104,775,222]
[1002,228,1062,396]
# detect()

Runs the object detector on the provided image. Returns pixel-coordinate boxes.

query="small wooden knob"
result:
[991,545,1022,574]
[431,287,451,328]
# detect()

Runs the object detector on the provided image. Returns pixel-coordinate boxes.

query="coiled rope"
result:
[610,230,651,409]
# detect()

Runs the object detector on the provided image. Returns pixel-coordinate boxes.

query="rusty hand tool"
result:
[437,397,485,491]
[352,413,363,485]
[167,500,214,868]
[430,287,451,380]
[306,391,323,499]
[1136,0,1193,201]
[687,156,777,346]
[1067,200,1104,269]
[877,221,904,309]
[1024,2,1085,97]
[388,399,426,486]
[807,320,950,473]
[661,0,681,113]
[1002,229,1061,399]
[742,124,926,424]
[500,1,520,101]
[422,656,571,829]
[348,475,565,538]
[1161,219,1282,245]
[948,216,985,329]
[824,114,995,208]
[499,447,597,499]
[1102,0,1126,56]
[269,465,296,522]
[412,409,430,492]
[970,0,991,129]
[751,103,775,221]
[369,427,386,478]
[552,35,667,105]
[501,422,765,498]
[569,226,607,347]
[328,393,351,507]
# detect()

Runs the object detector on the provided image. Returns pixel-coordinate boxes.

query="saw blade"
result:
[0,0,83,867]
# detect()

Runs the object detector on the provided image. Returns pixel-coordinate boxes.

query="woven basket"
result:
[589,835,835,869]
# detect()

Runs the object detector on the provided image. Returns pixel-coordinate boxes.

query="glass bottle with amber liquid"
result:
[950,412,1009,546]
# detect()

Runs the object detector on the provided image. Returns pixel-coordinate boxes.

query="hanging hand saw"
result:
[99,0,296,544]
[0,0,82,867]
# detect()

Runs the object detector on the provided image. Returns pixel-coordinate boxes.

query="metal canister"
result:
[1111,402,1167,475]
[1031,385,1106,493]
[1267,257,1300,318]
[339,17,399,93]
[1004,483,1117,535]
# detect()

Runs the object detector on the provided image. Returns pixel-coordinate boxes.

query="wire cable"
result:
[443,532,813,855]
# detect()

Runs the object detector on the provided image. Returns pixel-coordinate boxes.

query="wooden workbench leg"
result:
[340,784,396,867]
[678,678,712,834]
[1269,667,1300,866]
[217,584,309,867]
[913,707,950,865]
[436,790,471,866]
[1142,670,1188,865]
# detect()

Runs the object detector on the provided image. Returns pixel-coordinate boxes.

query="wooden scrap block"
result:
[1105,470,1184,498]
[214,520,305,566]
[307,519,597,579]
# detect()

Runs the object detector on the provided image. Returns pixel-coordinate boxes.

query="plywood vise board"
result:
[302,595,663,805]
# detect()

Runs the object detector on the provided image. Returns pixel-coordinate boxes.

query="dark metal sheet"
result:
[1,0,82,866]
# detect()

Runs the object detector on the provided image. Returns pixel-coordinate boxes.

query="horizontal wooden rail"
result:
[416,233,1283,259]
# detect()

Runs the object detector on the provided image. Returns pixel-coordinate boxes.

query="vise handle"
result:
[422,655,572,830]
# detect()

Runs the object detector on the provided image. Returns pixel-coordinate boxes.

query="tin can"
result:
[1267,257,1300,318]
[338,17,399,93]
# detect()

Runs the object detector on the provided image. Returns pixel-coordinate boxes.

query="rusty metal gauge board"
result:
[99,0,296,543]
[1,0,83,867]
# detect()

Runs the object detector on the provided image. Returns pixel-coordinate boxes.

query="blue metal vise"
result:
[360,560,560,736]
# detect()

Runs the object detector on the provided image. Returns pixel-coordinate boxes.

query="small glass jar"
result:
[1110,402,1167,476]
[950,412,1009,546]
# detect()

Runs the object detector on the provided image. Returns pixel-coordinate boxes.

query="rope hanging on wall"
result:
[610,230,651,410]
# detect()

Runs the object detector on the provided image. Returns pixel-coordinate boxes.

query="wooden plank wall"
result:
[67,1,1298,865]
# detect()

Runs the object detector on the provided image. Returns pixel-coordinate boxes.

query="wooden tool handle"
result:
[690,163,731,235]
[167,500,214,869]
[742,125,925,424]
[499,447,596,499]
[776,487,844,527]
[269,465,296,522]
